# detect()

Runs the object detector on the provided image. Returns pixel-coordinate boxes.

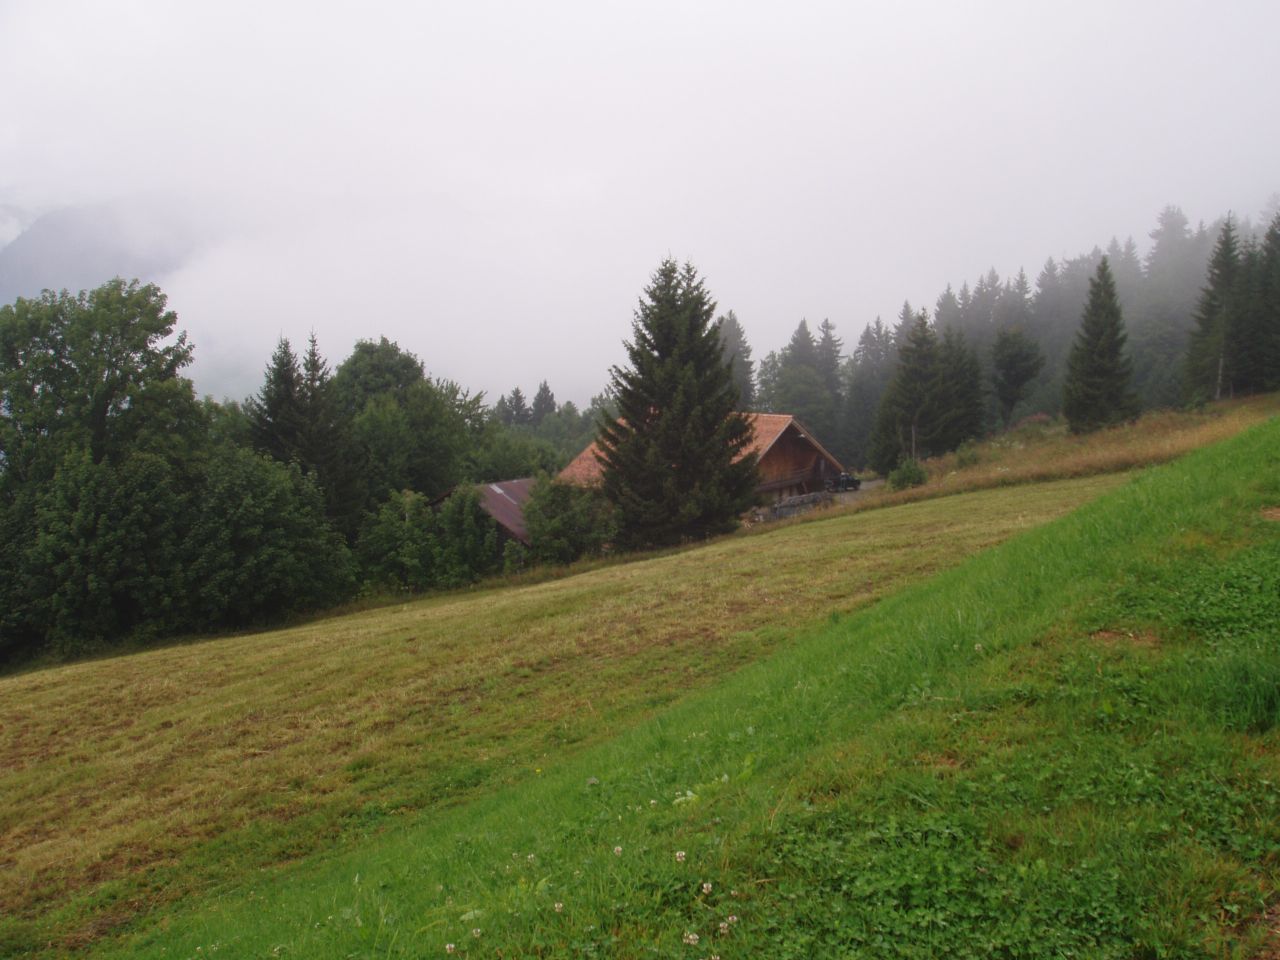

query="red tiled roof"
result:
[557,413,842,486]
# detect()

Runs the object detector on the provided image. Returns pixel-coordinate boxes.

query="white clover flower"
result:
[682,931,700,945]
[445,945,455,955]
[702,882,712,894]
[728,914,738,924]
[719,921,729,934]
[675,850,686,862]
[554,901,564,913]
[472,928,482,938]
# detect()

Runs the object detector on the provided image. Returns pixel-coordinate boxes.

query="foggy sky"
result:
[2,0,1278,406]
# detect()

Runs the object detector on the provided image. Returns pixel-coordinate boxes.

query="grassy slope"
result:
[103,415,1280,958]
[0,477,1122,955]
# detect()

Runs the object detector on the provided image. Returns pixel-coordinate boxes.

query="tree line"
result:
[0,283,605,665]
[721,203,1280,470]
[4,201,1277,665]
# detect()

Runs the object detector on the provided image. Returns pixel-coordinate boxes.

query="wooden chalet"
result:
[558,412,845,501]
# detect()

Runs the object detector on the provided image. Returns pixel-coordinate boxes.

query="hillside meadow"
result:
[1,475,1123,954]
[0,397,1276,956]
[92,412,1279,959]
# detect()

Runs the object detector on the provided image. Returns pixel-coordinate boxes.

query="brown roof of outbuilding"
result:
[556,413,843,486]
[476,477,536,545]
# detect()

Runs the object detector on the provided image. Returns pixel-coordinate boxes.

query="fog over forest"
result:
[1,0,1278,404]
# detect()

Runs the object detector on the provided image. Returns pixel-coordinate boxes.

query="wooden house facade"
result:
[557,413,844,501]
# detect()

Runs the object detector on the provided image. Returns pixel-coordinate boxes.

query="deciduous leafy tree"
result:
[598,259,758,549]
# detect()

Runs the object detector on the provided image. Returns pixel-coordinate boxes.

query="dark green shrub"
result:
[524,476,616,565]
[888,458,927,490]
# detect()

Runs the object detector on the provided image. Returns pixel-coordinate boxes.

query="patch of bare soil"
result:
[1248,902,1280,959]
[1261,507,1280,522]
[1091,629,1161,649]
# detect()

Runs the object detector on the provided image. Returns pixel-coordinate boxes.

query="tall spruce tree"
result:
[715,310,756,409]
[784,319,819,370]
[507,386,532,426]
[815,319,843,401]
[991,327,1045,426]
[868,311,942,472]
[530,381,556,425]
[598,259,758,548]
[1062,258,1138,433]
[298,333,365,540]
[936,327,985,450]
[1185,218,1240,401]
[1261,214,1280,390]
[837,318,894,469]
[247,337,305,463]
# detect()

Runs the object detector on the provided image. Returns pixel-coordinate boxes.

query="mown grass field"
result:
[0,476,1122,955]
[96,414,1278,960]
[2,399,1277,957]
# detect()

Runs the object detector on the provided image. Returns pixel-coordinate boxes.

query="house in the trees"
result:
[558,412,845,501]
[474,478,536,546]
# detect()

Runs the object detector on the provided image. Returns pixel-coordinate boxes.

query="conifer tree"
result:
[507,386,532,426]
[247,337,304,463]
[753,350,781,411]
[1062,258,1138,433]
[815,319,843,401]
[991,327,1045,426]
[298,333,365,539]
[937,327,985,449]
[784,319,819,370]
[1261,214,1280,391]
[868,312,942,472]
[598,259,758,549]
[1230,239,1270,396]
[715,310,755,409]
[1185,218,1240,401]
[837,318,894,469]
[531,380,556,426]
[934,286,962,330]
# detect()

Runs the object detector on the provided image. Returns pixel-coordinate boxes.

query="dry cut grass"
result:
[0,476,1122,951]
[848,394,1280,512]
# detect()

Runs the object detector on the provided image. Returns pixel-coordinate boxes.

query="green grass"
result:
[73,416,1280,957]
[4,404,1279,957]
[0,476,1122,955]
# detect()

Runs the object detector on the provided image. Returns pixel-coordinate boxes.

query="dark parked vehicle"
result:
[826,473,861,492]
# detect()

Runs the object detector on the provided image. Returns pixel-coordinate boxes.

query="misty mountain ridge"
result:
[0,201,196,305]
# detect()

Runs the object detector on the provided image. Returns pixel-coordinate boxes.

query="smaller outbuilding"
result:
[475,477,536,546]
